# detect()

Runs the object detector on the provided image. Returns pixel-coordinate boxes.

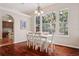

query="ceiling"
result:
[0,3,53,15]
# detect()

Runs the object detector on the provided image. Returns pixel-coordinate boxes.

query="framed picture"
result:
[20,20,27,29]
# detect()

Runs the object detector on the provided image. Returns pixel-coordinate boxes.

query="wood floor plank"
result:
[0,41,79,56]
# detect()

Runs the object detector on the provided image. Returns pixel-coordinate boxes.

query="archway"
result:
[2,14,14,45]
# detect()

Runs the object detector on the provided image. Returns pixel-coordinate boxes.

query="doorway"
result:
[2,15,14,45]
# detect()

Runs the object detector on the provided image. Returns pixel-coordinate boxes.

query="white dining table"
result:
[39,34,53,43]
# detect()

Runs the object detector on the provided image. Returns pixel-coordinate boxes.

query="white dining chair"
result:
[47,36,53,54]
[44,35,54,55]
[39,36,48,52]
[33,32,48,52]
[33,32,41,50]
[41,32,51,53]
[26,31,34,48]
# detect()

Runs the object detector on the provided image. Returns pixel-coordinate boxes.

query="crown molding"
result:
[0,6,31,18]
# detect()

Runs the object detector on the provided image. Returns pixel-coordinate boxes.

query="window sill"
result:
[54,35,69,38]
[41,33,69,38]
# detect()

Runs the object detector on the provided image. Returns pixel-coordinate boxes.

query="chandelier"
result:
[34,4,44,16]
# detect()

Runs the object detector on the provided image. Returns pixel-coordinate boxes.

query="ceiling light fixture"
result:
[34,4,44,16]
[8,20,12,22]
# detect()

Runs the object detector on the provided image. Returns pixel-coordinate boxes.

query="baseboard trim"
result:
[55,43,79,49]
[0,41,79,49]
[14,41,79,49]
[14,40,27,44]
[0,43,13,47]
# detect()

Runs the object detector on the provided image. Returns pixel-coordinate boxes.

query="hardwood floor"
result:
[0,41,79,56]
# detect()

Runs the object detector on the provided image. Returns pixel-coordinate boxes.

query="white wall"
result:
[31,3,79,49]
[13,14,30,43]
[0,17,2,39]
[30,15,35,32]
[0,7,31,43]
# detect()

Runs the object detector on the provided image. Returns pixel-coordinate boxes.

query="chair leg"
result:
[27,42,28,46]
[40,47,42,52]
[40,46,42,52]
[40,45,43,52]
[29,43,31,48]
[33,44,35,50]
[35,45,38,50]
[45,48,48,53]
[28,43,30,47]
[48,48,51,55]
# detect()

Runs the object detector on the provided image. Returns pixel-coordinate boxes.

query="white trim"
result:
[55,43,79,49]
[0,43,13,47]
[14,40,27,44]
[1,41,79,49]
[0,41,26,47]
[0,40,79,49]
[0,6,30,18]
[34,16,36,32]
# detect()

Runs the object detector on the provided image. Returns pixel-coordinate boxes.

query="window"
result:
[42,12,56,34]
[35,9,68,35]
[36,16,40,32]
[59,9,68,35]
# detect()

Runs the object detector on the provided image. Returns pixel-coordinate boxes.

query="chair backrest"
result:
[27,31,34,41]
[33,32,41,44]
